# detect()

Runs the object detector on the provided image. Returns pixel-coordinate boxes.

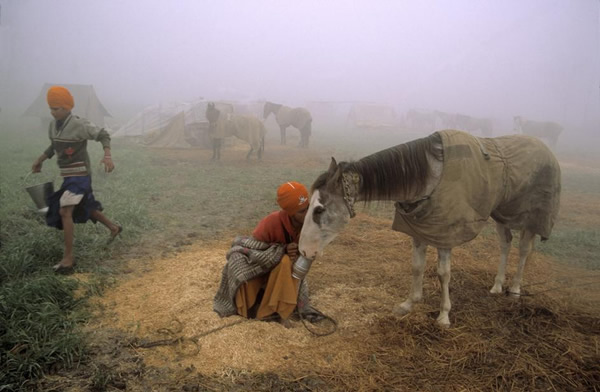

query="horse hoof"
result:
[393,303,412,316]
[436,314,451,327]
[490,285,503,294]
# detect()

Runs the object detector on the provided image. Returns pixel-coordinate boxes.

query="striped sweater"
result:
[43,114,111,177]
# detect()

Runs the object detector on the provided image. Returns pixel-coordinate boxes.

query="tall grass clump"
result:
[0,275,85,390]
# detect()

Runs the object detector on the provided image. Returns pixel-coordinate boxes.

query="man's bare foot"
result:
[53,257,75,274]
[279,319,292,329]
[107,224,123,244]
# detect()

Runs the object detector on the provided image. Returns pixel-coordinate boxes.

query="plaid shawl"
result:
[213,236,312,318]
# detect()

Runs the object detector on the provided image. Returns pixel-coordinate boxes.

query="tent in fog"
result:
[113,100,234,148]
[23,83,112,126]
[347,103,398,129]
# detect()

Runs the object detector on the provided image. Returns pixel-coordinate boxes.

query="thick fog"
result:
[1,0,599,134]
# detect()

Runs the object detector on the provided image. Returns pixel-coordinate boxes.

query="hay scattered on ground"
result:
[91,214,600,391]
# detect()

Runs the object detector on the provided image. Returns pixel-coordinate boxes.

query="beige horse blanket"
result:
[210,113,266,150]
[392,130,561,248]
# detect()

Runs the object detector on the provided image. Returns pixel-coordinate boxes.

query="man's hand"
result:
[31,160,42,173]
[31,154,47,173]
[100,156,115,173]
[286,242,299,263]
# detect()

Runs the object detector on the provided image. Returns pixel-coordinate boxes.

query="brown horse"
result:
[263,101,312,148]
[206,102,266,160]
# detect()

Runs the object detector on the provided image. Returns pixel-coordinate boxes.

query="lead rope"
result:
[507,272,600,297]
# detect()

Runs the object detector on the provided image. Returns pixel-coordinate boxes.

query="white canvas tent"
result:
[24,83,112,126]
[113,100,233,148]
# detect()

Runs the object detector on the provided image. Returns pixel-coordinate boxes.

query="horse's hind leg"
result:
[436,247,452,326]
[491,222,513,294]
[508,229,535,296]
[394,238,427,316]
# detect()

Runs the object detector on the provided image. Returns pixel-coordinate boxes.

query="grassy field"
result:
[1,124,599,391]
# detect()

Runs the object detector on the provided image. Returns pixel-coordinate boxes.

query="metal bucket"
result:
[25,182,54,212]
[292,255,314,280]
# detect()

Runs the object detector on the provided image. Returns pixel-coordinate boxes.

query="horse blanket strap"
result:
[476,137,491,160]
[341,172,360,218]
[392,130,560,248]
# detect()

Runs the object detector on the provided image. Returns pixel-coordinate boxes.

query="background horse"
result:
[298,130,561,326]
[206,102,266,160]
[263,101,312,148]
[513,115,563,148]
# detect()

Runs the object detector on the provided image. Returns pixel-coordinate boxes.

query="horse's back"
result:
[276,106,312,129]
[522,119,563,138]
[392,131,560,247]
[487,134,561,238]
[231,114,266,148]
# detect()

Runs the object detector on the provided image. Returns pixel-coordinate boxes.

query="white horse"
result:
[513,116,562,148]
[298,130,561,326]
[264,101,312,148]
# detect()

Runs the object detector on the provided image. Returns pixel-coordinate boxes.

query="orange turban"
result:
[47,86,74,110]
[277,181,309,215]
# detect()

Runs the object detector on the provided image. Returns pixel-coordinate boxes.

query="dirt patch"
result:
[85,214,600,391]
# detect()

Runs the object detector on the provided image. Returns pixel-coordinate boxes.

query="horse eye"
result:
[312,205,325,225]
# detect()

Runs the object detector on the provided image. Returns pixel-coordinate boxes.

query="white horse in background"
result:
[513,116,563,148]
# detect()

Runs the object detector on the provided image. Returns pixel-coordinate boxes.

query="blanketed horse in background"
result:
[513,116,563,148]
[299,130,561,326]
[205,102,266,160]
[263,101,312,148]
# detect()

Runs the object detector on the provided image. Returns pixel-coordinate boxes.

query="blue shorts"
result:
[46,176,104,229]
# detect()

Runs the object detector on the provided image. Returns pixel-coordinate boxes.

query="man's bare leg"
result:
[55,205,75,268]
[90,209,121,239]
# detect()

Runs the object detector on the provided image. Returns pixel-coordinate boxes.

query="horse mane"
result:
[312,132,442,202]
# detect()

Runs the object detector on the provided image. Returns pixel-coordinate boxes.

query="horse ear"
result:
[328,157,338,174]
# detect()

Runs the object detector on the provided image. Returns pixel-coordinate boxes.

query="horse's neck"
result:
[353,147,443,203]
[420,150,443,200]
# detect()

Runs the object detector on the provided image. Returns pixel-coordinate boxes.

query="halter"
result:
[341,172,360,218]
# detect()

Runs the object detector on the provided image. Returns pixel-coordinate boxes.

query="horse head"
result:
[299,157,357,260]
[263,102,273,119]
[206,102,221,125]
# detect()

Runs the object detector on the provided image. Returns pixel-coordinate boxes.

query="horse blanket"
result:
[392,130,561,248]
[210,113,266,149]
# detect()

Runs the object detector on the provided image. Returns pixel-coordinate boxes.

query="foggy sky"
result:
[1,0,599,130]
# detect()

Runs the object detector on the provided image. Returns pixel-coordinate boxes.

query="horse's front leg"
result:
[394,238,427,316]
[211,139,217,160]
[491,222,512,293]
[436,248,452,327]
[280,126,287,145]
[246,147,253,160]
